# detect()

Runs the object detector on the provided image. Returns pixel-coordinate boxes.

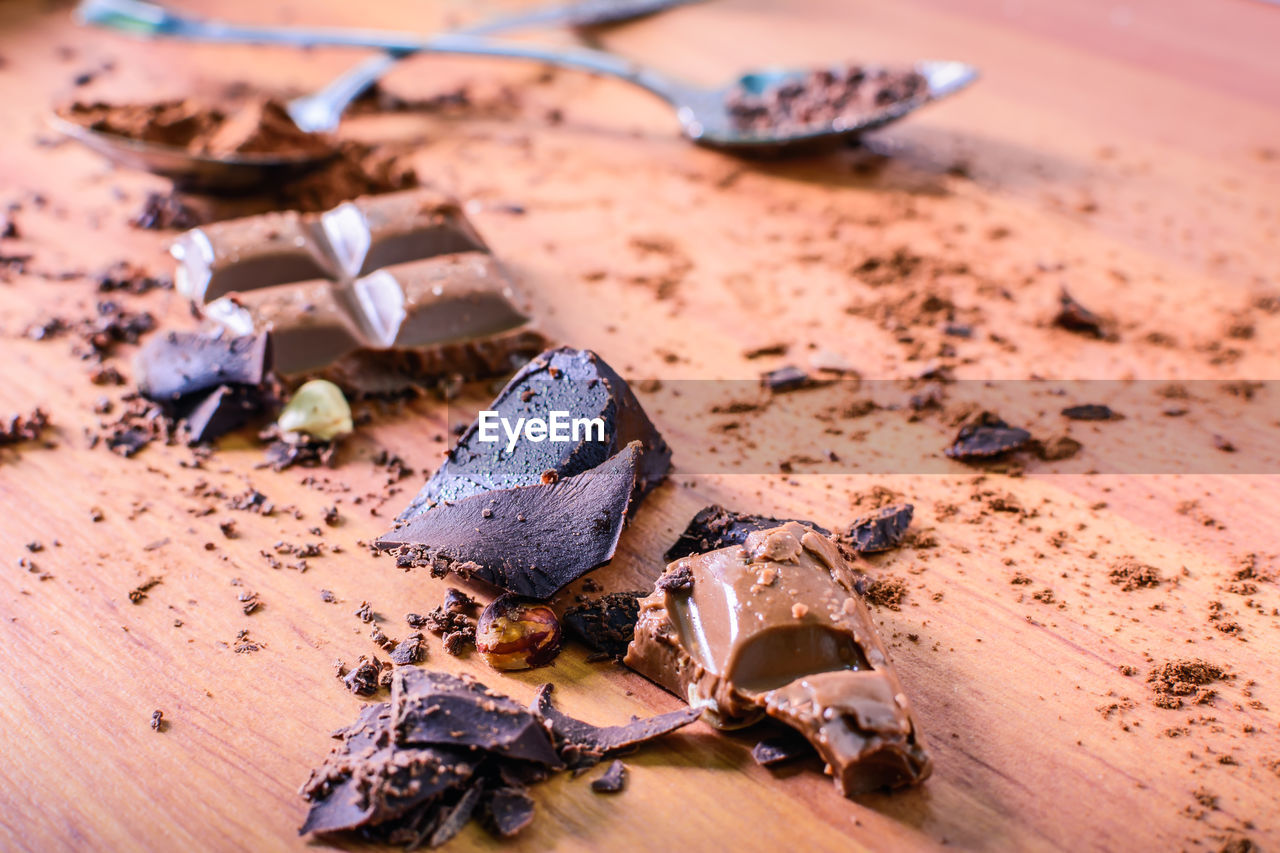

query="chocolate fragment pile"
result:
[563,591,645,659]
[945,411,1031,460]
[62,98,335,160]
[726,65,927,136]
[378,348,670,599]
[0,408,50,447]
[625,522,931,795]
[843,503,913,553]
[135,330,274,444]
[664,505,827,562]
[172,188,544,393]
[300,668,699,844]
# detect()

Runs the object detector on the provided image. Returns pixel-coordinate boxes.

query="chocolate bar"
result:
[624,522,932,795]
[170,189,543,391]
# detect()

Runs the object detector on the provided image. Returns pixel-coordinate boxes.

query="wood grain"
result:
[1,1,1278,851]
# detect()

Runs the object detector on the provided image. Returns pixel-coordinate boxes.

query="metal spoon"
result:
[286,0,705,134]
[57,0,700,191]
[73,0,978,170]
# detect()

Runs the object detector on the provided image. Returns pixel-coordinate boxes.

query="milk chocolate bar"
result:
[624,522,932,795]
[170,189,541,391]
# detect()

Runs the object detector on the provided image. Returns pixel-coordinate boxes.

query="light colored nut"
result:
[476,594,562,670]
[278,379,352,441]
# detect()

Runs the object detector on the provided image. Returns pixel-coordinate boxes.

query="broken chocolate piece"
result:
[391,668,562,767]
[1054,288,1111,339]
[664,505,828,562]
[590,760,627,793]
[945,412,1031,460]
[844,503,913,553]
[751,732,815,767]
[396,347,671,520]
[624,522,931,795]
[183,384,267,445]
[171,189,539,391]
[760,365,810,393]
[563,591,644,659]
[483,787,535,837]
[531,683,701,769]
[379,442,647,599]
[135,331,270,402]
[1062,403,1117,421]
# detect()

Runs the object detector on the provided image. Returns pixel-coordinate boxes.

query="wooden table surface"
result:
[1,1,1278,851]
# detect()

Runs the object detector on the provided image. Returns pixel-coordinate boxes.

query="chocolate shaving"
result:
[751,733,815,767]
[1062,403,1117,421]
[1054,288,1112,339]
[531,683,701,769]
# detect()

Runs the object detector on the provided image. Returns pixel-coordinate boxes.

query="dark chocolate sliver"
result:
[590,760,627,793]
[428,783,485,848]
[378,443,644,600]
[531,683,701,768]
[760,365,810,393]
[844,503,913,553]
[397,347,670,520]
[391,668,561,767]
[136,331,270,402]
[484,787,535,837]
[1062,403,1117,421]
[563,591,644,659]
[945,412,1031,460]
[664,505,828,562]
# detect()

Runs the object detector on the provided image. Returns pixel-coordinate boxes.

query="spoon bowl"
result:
[674,60,979,155]
[49,111,333,194]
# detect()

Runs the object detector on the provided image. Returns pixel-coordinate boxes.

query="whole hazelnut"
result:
[475,594,562,670]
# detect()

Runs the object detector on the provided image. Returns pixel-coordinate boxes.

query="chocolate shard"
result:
[1054,287,1112,339]
[378,442,644,600]
[760,365,811,393]
[1062,403,1117,421]
[590,760,627,794]
[182,383,268,444]
[531,682,701,769]
[396,347,671,520]
[751,732,815,767]
[483,787,535,837]
[944,411,1031,460]
[390,668,562,768]
[664,505,828,562]
[135,330,271,402]
[427,782,484,848]
[624,522,932,796]
[299,703,476,836]
[563,591,644,659]
[844,503,913,553]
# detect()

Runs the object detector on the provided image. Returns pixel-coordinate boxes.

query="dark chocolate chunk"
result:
[483,787,535,837]
[531,683,701,769]
[1062,403,1117,421]
[388,633,426,666]
[760,365,810,393]
[135,330,271,402]
[396,347,670,520]
[563,591,644,659]
[945,412,1031,460]
[183,384,267,445]
[590,760,627,794]
[391,668,562,767]
[300,703,476,836]
[342,655,384,696]
[379,442,645,600]
[664,505,829,562]
[1054,288,1111,339]
[844,503,913,553]
[751,733,816,767]
[427,783,484,848]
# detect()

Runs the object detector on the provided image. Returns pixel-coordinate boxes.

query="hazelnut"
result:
[475,594,562,670]
[277,379,352,441]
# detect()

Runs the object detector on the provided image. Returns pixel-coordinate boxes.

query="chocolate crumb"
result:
[590,760,627,794]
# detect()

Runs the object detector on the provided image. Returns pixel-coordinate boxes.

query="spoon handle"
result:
[286,0,701,133]
[78,0,695,105]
